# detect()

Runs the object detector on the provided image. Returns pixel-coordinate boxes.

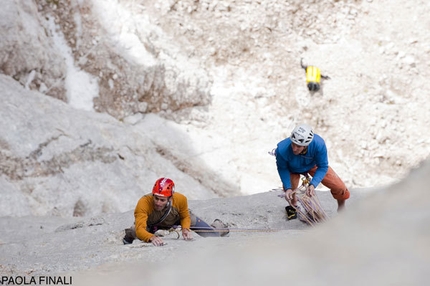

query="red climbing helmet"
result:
[152,177,175,197]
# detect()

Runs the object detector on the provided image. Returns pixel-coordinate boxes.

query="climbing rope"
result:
[293,175,329,226]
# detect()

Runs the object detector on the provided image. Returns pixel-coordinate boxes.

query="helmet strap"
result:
[300,146,308,155]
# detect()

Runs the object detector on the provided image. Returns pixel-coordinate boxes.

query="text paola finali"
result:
[0,276,72,285]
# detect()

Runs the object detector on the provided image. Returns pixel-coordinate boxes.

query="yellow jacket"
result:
[305,66,321,84]
[134,192,191,242]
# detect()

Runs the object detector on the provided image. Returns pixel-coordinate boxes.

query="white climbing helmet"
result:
[290,124,314,146]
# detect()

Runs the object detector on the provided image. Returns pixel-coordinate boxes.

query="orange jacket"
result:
[134,192,191,242]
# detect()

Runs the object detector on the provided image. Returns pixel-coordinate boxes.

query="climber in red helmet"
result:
[123,177,228,246]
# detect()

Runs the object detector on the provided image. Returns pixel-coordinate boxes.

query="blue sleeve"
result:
[275,145,292,190]
[309,142,329,187]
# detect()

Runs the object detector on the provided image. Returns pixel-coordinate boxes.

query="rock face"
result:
[0,75,222,217]
[0,0,66,100]
[1,0,212,119]
[1,1,429,284]
[1,0,430,217]
[0,159,429,285]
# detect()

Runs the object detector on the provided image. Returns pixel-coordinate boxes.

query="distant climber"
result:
[301,58,330,92]
[274,123,350,217]
[123,177,228,246]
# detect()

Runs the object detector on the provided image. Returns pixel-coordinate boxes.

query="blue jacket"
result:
[275,133,328,190]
